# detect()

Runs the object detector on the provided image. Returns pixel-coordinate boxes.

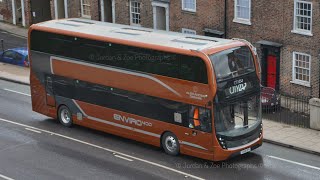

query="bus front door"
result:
[182,116,214,153]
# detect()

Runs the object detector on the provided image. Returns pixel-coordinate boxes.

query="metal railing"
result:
[262,91,311,128]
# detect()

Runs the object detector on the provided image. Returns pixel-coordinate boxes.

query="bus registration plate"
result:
[240,148,251,155]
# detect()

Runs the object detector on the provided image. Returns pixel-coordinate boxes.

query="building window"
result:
[130,0,141,26]
[233,0,251,25]
[81,0,91,18]
[182,28,196,35]
[292,52,311,87]
[182,0,196,12]
[292,0,312,36]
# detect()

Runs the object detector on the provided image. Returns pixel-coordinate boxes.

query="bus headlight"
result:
[218,136,227,149]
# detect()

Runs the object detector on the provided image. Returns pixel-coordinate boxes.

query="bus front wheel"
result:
[162,132,180,156]
[58,105,73,127]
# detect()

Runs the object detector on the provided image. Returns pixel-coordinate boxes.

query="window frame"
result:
[291,52,311,87]
[80,0,91,19]
[3,50,15,59]
[233,0,251,25]
[291,0,313,36]
[182,0,196,13]
[13,53,23,62]
[182,28,197,35]
[129,0,141,26]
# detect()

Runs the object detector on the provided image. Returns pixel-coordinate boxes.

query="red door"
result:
[267,55,277,89]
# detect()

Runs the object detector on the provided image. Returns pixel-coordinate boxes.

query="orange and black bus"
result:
[29,18,262,161]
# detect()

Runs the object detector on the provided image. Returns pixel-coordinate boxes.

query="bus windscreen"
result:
[209,46,255,82]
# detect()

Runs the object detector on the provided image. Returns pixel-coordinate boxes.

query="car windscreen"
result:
[209,46,255,82]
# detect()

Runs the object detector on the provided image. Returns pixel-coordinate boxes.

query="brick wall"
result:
[70,0,101,20]
[50,0,55,21]
[0,0,13,23]
[140,0,153,28]
[115,0,130,25]
[113,0,225,34]
[91,0,99,20]
[0,0,33,27]
[227,0,320,98]
[79,0,152,27]
[25,0,32,26]
[15,0,225,35]
[170,0,225,35]
[100,0,159,28]
[68,0,81,18]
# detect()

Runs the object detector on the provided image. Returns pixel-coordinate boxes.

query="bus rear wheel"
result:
[162,132,180,156]
[58,105,73,127]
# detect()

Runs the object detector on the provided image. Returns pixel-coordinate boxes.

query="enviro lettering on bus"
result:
[113,114,152,127]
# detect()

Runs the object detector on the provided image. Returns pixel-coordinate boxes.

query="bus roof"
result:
[33,18,238,52]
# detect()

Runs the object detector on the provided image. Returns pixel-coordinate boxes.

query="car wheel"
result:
[162,132,180,156]
[58,105,73,127]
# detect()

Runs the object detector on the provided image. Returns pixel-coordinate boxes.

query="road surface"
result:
[0,30,27,51]
[0,79,319,180]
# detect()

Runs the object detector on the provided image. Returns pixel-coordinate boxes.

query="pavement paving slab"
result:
[0,63,29,85]
[0,22,28,38]
[263,119,320,155]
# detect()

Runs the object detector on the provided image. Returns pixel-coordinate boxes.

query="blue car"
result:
[0,47,29,67]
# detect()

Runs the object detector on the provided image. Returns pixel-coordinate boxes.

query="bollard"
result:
[309,98,320,130]
[1,39,3,51]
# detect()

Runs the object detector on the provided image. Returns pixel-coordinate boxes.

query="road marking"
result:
[2,89,31,97]
[267,155,320,171]
[0,117,204,180]
[114,155,133,162]
[25,128,42,134]
[0,173,15,180]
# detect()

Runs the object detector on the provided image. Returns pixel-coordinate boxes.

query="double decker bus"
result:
[29,18,262,161]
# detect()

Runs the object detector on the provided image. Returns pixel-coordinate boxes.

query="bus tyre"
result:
[58,105,73,127]
[162,132,180,156]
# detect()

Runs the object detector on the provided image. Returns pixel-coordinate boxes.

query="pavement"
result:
[0,63,29,85]
[0,21,28,38]
[0,21,320,157]
[263,120,320,155]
